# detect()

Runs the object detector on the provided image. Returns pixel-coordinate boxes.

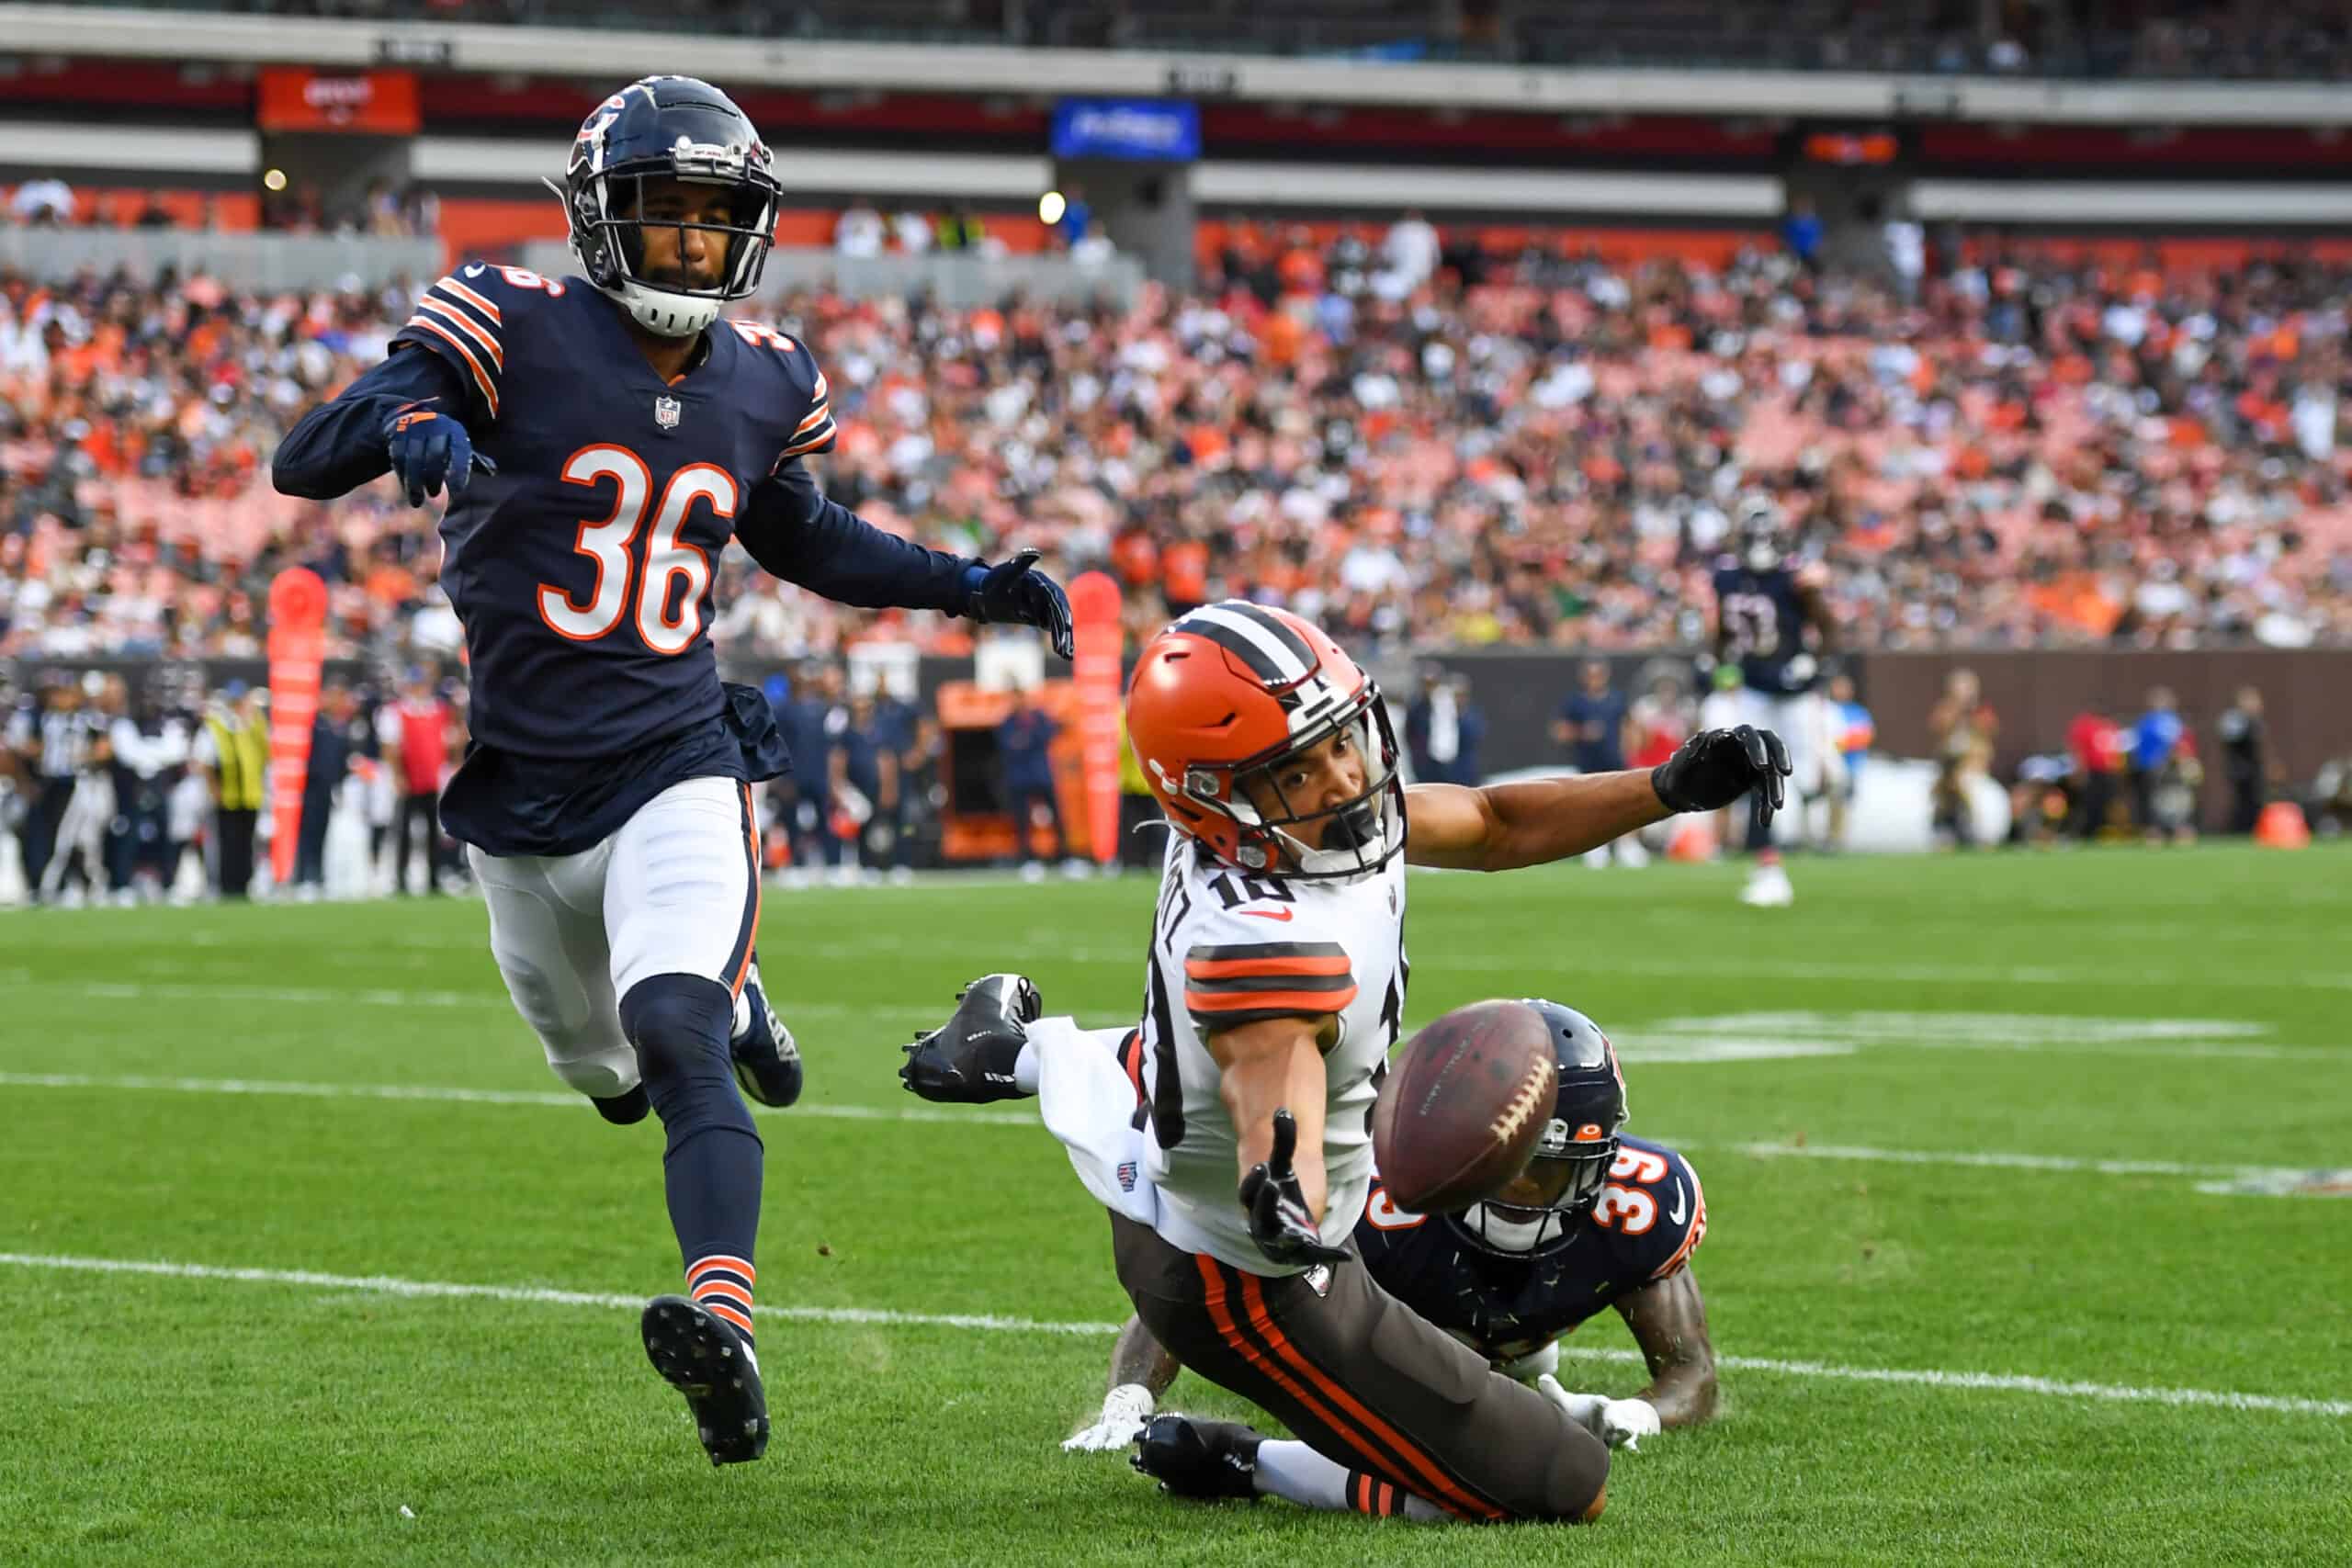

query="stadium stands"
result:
[29,2,2350,79]
[6,226,2348,662]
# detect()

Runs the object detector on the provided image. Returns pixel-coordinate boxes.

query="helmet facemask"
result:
[554,116,780,339]
[1457,1107,1623,1256]
[1170,685,1406,881]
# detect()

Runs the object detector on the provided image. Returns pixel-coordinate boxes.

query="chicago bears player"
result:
[1059,1002,1715,1499]
[1713,498,1836,907]
[270,75,1072,1467]
[899,600,1776,1523]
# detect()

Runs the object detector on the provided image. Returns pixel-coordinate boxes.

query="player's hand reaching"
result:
[1650,725,1792,834]
[1239,1109,1350,1268]
[967,548,1076,660]
[1062,1383,1155,1452]
[1535,1375,1662,1450]
[383,401,494,508]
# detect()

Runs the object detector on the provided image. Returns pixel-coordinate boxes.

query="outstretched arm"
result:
[734,461,978,611]
[272,347,468,500]
[1404,773,1670,873]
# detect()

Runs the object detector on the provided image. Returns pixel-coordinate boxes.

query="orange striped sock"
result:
[685,1255,755,1346]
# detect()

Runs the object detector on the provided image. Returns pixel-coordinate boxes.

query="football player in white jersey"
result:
[902,600,1785,1523]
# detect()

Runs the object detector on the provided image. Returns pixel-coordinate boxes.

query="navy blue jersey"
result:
[1713,558,1813,694]
[275,263,981,856]
[1353,1134,1707,1364]
[390,264,835,760]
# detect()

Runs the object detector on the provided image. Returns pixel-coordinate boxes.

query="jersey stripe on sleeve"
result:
[397,275,506,418]
[1184,941,1358,1028]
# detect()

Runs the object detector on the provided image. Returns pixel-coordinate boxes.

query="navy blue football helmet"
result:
[1456,1000,1627,1255]
[552,75,781,338]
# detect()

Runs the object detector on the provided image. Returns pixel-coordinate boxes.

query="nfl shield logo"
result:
[1304,1265,1332,1298]
[1116,1160,1138,1192]
[653,394,682,430]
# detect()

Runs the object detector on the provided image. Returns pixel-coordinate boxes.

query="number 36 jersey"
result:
[391,262,838,762]
[1136,833,1409,1276]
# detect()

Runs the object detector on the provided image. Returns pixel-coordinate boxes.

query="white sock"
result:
[1254,1441,1447,1520]
[1253,1440,1351,1509]
[1013,1040,1041,1095]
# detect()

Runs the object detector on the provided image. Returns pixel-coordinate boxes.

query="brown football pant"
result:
[1109,1212,1609,1522]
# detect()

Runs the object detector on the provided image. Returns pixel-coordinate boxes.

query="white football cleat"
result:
[1739,863,1794,908]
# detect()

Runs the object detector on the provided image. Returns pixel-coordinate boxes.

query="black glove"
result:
[1238,1109,1351,1267]
[382,402,494,508]
[1651,725,1792,835]
[966,548,1076,660]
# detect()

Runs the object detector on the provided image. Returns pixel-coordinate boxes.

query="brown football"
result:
[1372,999,1559,1214]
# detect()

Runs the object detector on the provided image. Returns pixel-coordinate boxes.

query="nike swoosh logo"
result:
[463,264,487,277]
[1667,1179,1688,1226]
[1238,908,1294,922]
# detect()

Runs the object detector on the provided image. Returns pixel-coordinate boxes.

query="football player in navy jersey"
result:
[271,74,1072,1467]
[1713,498,1836,908]
[1063,1001,1718,1510]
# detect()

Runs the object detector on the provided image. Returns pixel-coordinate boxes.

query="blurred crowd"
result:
[0,651,985,905]
[114,1,2352,82]
[7,220,2352,668]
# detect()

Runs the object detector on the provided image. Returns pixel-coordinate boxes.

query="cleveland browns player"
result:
[1057,999,1716,1493]
[901,600,1778,1523]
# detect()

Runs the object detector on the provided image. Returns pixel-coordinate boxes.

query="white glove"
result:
[1535,1373,1609,1433]
[1535,1376,1661,1450]
[1061,1382,1154,1452]
[1597,1397,1662,1451]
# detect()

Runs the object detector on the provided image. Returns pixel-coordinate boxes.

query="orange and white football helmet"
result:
[1125,600,1403,879]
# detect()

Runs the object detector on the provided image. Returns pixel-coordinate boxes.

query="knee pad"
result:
[619,974,752,1143]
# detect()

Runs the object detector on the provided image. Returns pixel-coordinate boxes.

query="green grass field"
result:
[6,846,2350,1566]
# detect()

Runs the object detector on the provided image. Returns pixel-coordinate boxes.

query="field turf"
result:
[4,845,2348,1565]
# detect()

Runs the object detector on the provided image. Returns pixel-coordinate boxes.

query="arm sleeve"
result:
[270,347,468,501]
[734,459,981,613]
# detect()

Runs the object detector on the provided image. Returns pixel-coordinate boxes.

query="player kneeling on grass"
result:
[900,601,1778,1523]
[1061,1000,1716,1483]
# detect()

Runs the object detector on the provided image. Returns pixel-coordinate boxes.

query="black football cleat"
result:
[730,958,804,1109]
[592,1084,651,1125]
[641,1295,769,1466]
[1132,1414,1263,1502]
[899,973,1041,1104]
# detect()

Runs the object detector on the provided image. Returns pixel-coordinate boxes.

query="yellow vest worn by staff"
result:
[206,711,268,811]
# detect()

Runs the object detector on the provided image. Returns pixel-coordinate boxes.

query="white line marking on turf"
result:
[0,1254,1116,1335]
[32,979,947,1021]
[1724,1141,2337,1184]
[0,1073,1034,1126]
[11,1072,2342,1180]
[1,1252,2344,1418]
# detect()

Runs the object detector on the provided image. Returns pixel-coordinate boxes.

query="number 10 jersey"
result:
[1136,831,1409,1276]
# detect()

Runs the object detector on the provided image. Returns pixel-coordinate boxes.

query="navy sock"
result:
[621,974,763,1344]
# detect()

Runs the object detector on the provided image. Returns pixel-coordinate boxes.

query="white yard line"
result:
[0,1250,2343,1419]
[0,1072,1034,1126]
[1725,1140,2331,1183]
[6,1070,2339,1179]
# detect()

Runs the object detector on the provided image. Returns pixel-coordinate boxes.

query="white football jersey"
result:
[1137,830,1409,1275]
